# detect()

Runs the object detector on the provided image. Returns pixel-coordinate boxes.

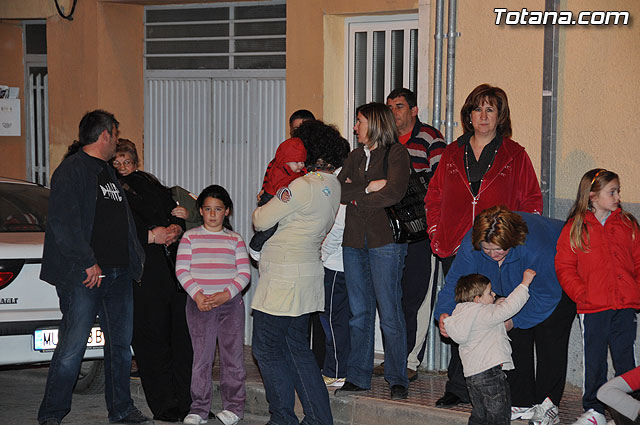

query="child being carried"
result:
[248,137,306,260]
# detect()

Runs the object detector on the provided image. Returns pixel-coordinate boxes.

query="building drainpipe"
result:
[431,0,445,132]
[426,0,446,373]
[443,0,460,146]
[541,0,559,217]
[434,0,460,372]
[442,0,460,372]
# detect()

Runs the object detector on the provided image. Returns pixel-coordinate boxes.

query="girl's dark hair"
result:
[292,120,350,171]
[196,185,234,230]
[64,141,82,159]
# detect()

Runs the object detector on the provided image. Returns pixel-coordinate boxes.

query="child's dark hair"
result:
[454,274,491,303]
[196,185,233,230]
[289,109,315,125]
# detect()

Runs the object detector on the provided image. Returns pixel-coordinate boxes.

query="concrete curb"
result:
[207,381,471,425]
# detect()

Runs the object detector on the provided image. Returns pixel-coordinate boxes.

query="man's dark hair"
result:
[78,109,119,146]
[292,120,349,171]
[289,109,315,125]
[64,110,119,159]
[386,88,417,109]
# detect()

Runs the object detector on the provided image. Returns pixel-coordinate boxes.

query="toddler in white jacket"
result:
[443,270,535,425]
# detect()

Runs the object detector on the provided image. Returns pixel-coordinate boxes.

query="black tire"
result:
[73,360,105,394]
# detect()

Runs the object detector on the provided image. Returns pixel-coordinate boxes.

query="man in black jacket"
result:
[37,110,149,425]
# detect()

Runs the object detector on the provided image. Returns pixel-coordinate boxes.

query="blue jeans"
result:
[466,365,511,425]
[252,310,333,425]
[38,267,136,424]
[343,241,408,389]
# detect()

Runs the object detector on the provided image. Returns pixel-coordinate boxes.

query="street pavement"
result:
[0,365,268,425]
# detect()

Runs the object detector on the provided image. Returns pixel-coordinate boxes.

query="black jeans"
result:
[506,291,576,407]
[440,255,471,402]
[401,238,436,370]
[466,366,511,425]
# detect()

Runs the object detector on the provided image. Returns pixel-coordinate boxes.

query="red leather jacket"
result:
[425,135,542,258]
[555,209,640,314]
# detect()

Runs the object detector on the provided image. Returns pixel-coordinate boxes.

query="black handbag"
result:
[382,147,430,243]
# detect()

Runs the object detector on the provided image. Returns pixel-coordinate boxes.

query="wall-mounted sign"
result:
[0,99,20,136]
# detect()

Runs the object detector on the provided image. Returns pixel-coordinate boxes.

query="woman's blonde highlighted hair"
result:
[471,205,528,251]
[567,168,637,252]
[356,102,399,149]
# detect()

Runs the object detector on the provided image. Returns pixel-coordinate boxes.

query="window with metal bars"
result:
[347,17,418,143]
[145,1,286,71]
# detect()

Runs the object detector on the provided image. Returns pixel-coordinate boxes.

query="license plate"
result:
[34,326,105,351]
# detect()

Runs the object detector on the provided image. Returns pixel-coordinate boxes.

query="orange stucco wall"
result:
[47,0,144,171]
[287,0,419,125]
[0,0,72,20]
[0,21,26,180]
[290,0,640,209]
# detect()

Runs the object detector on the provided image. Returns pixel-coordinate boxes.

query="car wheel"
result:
[73,360,105,394]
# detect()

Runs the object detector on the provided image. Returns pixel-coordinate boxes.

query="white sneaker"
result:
[215,410,240,425]
[323,375,346,387]
[512,405,535,420]
[183,413,208,425]
[528,397,560,425]
[571,409,607,425]
[248,246,261,262]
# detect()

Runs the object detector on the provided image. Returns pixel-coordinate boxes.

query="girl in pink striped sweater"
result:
[176,185,251,425]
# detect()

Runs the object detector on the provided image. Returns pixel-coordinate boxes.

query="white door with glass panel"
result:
[346,17,418,145]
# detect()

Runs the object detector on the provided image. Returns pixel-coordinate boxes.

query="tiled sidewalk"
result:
[215,346,592,424]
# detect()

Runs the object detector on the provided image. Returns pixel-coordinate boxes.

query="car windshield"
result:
[0,182,48,232]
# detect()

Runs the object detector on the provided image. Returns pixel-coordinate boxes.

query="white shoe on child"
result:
[183,413,208,424]
[528,397,560,425]
[248,246,261,262]
[215,410,240,425]
[571,409,607,425]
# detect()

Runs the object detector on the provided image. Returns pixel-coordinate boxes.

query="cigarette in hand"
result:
[99,275,106,278]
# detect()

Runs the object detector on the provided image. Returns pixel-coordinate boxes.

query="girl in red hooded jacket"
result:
[555,168,640,425]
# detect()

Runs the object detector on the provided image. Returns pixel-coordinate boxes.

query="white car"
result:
[0,177,105,393]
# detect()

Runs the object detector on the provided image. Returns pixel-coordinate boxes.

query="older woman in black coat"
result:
[112,139,192,422]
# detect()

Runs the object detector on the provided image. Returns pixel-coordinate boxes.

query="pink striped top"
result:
[175,226,251,299]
